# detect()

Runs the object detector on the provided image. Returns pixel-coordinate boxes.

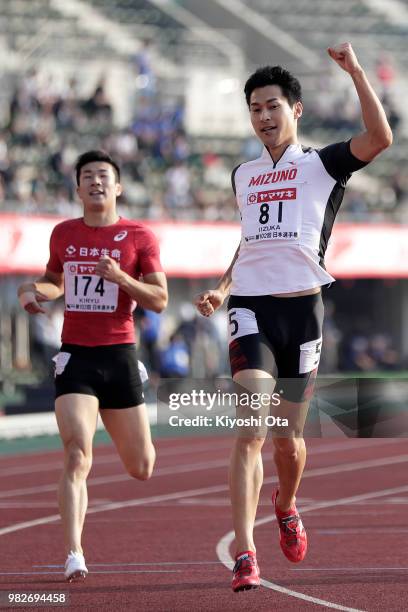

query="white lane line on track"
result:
[2,443,408,501]
[0,439,235,478]
[290,567,408,572]
[0,570,183,576]
[0,453,407,538]
[34,561,222,568]
[315,528,408,534]
[0,483,230,537]
[0,457,239,500]
[216,483,408,611]
[0,437,400,479]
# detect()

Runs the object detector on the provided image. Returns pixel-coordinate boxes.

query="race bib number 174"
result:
[64,262,118,312]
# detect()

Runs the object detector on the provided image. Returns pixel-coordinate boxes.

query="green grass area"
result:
[0,429,111,456]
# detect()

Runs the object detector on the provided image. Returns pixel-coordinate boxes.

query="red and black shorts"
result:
[227,293,324,403]
[53,343,144,409]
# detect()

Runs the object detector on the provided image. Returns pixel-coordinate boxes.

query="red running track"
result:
[0,437,407,611]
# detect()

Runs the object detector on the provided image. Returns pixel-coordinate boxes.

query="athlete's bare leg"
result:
[55,394,99,554]
[100,403,156,480]
[229,369,272,555]
[271,397,310,512]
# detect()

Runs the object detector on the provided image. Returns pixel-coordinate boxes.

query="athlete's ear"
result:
[115,182,123,197]
[294,101,303,120]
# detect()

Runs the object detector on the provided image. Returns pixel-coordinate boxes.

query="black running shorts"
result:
[227,293,324,403]
[54,343,144,409]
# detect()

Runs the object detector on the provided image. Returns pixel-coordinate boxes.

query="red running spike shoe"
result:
[272,490,307,563]
[232,550,260,592]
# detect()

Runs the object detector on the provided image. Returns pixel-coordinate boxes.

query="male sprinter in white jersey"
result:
[195,43,392,591]
[17,150,167,582]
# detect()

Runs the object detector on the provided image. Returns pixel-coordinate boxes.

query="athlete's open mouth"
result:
[89,190,104,195]
[261,126,277,133]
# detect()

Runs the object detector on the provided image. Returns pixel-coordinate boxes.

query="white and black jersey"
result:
[231,141,367,295]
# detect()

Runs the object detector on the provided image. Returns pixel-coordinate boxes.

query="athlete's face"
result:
[77,161,122,212]
[249,85,302,150]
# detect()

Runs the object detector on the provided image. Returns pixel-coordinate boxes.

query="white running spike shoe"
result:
[64,551,88,582]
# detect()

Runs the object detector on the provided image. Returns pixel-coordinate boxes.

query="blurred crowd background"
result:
[1,46,407,222]
[1,0,408,412]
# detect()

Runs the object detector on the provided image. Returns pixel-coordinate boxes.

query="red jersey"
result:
[47,217,163,346]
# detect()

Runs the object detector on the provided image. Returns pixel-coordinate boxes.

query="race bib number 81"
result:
[64,262,118,312]
[242,185,303,244]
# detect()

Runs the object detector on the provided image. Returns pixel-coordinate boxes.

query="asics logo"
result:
[114,231,128,242]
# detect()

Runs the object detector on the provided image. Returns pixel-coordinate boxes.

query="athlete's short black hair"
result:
[244,66,302,107]
[75,150,121,185]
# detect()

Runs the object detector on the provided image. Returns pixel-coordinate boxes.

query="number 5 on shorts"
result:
[227,307,259,343]
[229,311,239,337]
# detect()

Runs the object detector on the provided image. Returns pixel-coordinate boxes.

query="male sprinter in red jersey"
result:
[195,43,392,591]
[17,150,167,581]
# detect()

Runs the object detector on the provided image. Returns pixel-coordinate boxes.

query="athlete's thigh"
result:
[99,345,144,410]
[55,393,99,452]
[99,404,153,463]
[227,296,277,379]
[276,294,323,404]
[233,368,275,440]
[233,368,275,390]
[234,370,310,439]
[270,396,310,439]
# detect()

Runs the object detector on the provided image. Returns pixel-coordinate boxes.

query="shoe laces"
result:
[233,555,256,578]
[68,551,82,559]
[279,514,301,546]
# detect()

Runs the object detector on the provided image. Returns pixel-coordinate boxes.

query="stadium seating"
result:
[0,0,121,60]
[0,0,405,221]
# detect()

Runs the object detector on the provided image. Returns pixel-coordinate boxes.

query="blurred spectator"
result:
[390,170,408,207]
[81,81,113,123]
[342,332,400,372]
[341,190,369,220]
[159,332,190,377]
[164,161,192,214]
[381,93,401,133]
[376,53,396,94]
[369,334,399,370]
[137,308,162,376]
[133,39,157,96]
[344,335,377,372]
[319,300,342,373]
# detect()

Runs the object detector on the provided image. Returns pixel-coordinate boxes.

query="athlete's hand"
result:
[327,42,362,75]
[95,256,124,284]
[18,287,48,314]
[194,289,225,317]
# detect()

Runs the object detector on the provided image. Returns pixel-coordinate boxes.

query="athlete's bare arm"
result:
[18,269,64,314]
[94,256,167,313]
[195,243,240,317]
[327,42,393,162]
[119,271,168,313]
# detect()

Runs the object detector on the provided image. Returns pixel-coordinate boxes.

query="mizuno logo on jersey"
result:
[248,168,297,187]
